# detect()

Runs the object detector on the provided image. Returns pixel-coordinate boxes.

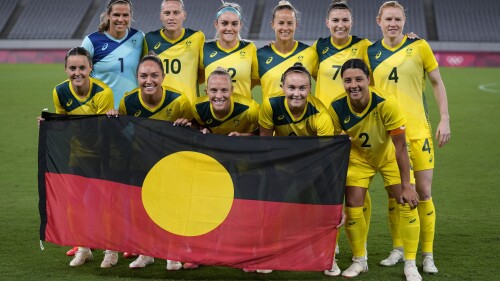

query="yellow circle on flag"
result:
[142,151,234,236]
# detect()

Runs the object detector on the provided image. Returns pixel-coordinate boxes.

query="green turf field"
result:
[0,64,499,280]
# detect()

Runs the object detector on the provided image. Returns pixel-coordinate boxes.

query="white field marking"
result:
[478,83,499,93]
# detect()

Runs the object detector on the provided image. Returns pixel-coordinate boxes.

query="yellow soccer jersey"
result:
[200,40,258,99]
[259,94,334,136]
[257,41,318,99]
[53,77,114,115]
[119,86,193,122]
[365,36,438,140]
[314,35,371,107]
[144,28,205,103]
[329,87,406,167]
[192,93,259,135]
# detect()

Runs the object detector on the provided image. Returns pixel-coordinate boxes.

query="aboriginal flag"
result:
[38,113,349,271]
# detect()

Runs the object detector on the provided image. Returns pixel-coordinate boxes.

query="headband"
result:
[216,6,241,20]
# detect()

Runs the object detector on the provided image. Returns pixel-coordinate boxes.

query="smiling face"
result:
[107,3,131,38]
[326,8,352,44]
[206,74,233,116]
[377,6,405,41]
[137,60,165,97]
[65,55,92,91]
[283,72,310,113]
[342,68,370,108]
[215,11,241,47]
[271,9,296,42]
[160,1,186,34]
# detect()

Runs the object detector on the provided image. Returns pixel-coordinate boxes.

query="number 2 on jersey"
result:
[359,133,371,147]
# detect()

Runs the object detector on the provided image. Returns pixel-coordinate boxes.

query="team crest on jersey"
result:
[343,116,350,123]
[297,55,304,62]
[166,108,173,115]
[266,57,273,64]
[66,99,73,106]
[210,51,218,58]
[233,119,240,125]
[134,110,142,117]
[322,47,329,54]
[101,43,108,51]
[373,111,379,121]
[375,51,382,59]
[154,42,161,49]
[406,48,413,56]
[351,48,358,54]
[239,50,246,58]
[186,41,192,48]
[206,119,213,124]
[277,115,285,120]
[132,39,137,46]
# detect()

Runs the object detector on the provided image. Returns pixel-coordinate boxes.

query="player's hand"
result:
[435,119,451,147]
[406,32,419,39]
[37,116,45,128]
[399,184,419,209]
[106,109,119,117]
[173,118,192,127]
[228,131,241,136]
[336,209,346,229]
[200,128,211,134]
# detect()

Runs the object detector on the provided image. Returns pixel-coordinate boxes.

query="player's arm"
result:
[258,98,274,136]
[390,127,418,208]
[427,68,450,147]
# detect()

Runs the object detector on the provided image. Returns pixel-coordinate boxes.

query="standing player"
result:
[366,1,451,273]
[38,47,114,267]
[329,59,421,281]
[107,53,193,271]
[81,0,144,109]
[199,2,259,99]
[143,0,205,104]
[313,1,372,276]
[256,1,318,99]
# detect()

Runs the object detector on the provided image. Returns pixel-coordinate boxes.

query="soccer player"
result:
[366,1,451,273]
[313,1,373,276]
[199,2,259,99]
[143,0,204,104]
[107,52,193,271]
[329,59,421,281]
[81,0,144,109]
[256,1,318,99]
[259,62,333,137]
[37,47,114,267]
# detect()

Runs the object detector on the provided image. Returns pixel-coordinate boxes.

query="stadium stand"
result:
[0,0,19,35]
[8,0,91,39]
[434,0,500,42]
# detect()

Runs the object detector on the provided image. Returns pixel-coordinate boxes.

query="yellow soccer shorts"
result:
[346,156,415,188]
[408,137,435,171]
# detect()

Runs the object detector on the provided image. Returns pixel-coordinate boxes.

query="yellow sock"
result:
[418,198,436,253]
[363,192,372,240]
[399,204,420,260]
[345,207,366,257]
[388,198,403,248]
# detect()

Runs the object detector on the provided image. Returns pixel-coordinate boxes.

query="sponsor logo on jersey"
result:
[266,57,273,64]
[134,110,142,117]
[389,207,396,211]
[206,119,213,124]
[348,222,356,225]
[427,211,434,216]
[66,99,73,106]
[102,43,108,51]
[375,51,382,59]
[154,42,161,49]
[343,116,350,123]
[277,115,285,120]
[409,218,417,223]
[210,51,218,58]
[322,47,329,55]
[429,155,433,163]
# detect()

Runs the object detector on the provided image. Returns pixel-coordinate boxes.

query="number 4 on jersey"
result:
[389,67,399,83]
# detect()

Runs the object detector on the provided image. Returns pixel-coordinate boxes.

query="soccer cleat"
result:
[129,255,154,268]
[100,250,118,268]
[323,259,341,276]
[123,252,138,258]
[242,268,256,273]
[166,260,182,270]
[404,260,422,281]
[256,269,273,273]
[69,248,92,266]
[342,256,368,278]
[380,248,404,266]
[422,255,438,274]
[66,246,79,256]
[183,262,199,269]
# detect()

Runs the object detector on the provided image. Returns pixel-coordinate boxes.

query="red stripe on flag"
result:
[44,173,341,271]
